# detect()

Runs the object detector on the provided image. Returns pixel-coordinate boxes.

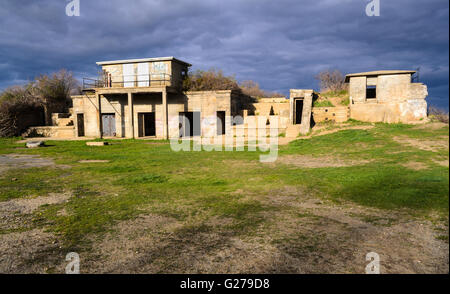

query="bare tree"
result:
[240,80,284,98]
[0,69,80,137]
[315,69,346,92]
[0,84,41,137]
[428,106,449,123]
[34,69,79,125]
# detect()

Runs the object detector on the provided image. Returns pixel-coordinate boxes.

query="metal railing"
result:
[82,73,173,90]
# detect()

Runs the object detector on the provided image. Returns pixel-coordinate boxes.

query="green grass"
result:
[0,122,448,249]
[313,100,335,107]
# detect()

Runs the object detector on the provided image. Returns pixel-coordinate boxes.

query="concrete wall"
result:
[312,106,349,123]
[71,90,238,139]
[348,73,428,123]
[101,60,188,89]
[249,101,290,128]
[290,89,314,134]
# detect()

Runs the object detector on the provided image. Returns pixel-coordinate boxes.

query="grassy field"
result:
[0,121,448,273]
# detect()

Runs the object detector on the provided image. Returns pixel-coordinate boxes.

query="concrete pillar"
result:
[162,88,168,139]
[300,92,313,135]
[96,92,103,138]
[128,92,134,138]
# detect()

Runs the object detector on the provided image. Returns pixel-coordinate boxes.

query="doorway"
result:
[138,112,156,137]
[102,113,116,136]
[77,113,85,137]
[179,111,201,137]
[295,99,304,124]
[216,111,226,135]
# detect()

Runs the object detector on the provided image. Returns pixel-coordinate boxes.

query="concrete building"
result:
[72,57,248,139]
[23,58,431,140]
[345,70,428,123]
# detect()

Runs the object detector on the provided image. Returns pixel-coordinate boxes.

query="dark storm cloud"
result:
[0,0,448,108]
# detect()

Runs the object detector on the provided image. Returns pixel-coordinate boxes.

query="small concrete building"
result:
[345,70,428,123]
[72,57,248,139]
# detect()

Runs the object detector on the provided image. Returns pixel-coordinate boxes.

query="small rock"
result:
[86,141,108,146]
[26,141,45,148]
[11,178,17,181]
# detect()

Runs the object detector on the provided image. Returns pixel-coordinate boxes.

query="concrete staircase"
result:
[23,109,75,139]
[285,124,301,138]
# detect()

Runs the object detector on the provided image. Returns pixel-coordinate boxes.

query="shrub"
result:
[0,85,42,137]
[0,69,79,137]
[239,80,284,98]
[428,106,449,123]
[315,69,347,92]
[183,69,240,92]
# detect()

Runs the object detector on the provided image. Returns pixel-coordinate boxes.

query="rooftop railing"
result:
[82,73,173,90]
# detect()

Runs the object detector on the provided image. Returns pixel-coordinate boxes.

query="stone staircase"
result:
[285,124,301,138]
[23,109,75,139]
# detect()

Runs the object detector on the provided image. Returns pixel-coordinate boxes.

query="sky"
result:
[0,0,448,109]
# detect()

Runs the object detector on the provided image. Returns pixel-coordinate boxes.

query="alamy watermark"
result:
[366,0,380,17]
[365,252,380,274]
[169,115,279,163]
[66,0,80,17]
[65,252,80,274]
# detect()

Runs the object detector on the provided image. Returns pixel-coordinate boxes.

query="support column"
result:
[96,92,103,138]
[128,92,135,138]
[162,88,168,139]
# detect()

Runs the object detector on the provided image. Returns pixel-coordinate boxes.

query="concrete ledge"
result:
[86,142,109,146]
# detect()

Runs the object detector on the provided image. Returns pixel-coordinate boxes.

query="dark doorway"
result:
[217,111,226,135]
[102,113,116,136]
[295,99,304,124]
[138,113,156,137]
[77,113,85,137]
[179,111,201,137]
[366,85,377,99]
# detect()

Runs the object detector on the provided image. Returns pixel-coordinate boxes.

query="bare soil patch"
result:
[393,136,449,152]
[0,229,64,273]
[0,154,55,175]
[65,186,448,273]
[433,159,449,167]
[413,122,448,130]
[273,155,370,168]
[0,191,72,233]
[401,161,429,170]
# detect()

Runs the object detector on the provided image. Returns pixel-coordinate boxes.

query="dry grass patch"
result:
[393,136,449,152]
[273,155,370,168]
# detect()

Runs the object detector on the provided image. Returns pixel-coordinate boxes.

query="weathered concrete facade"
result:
[72,90,243,139]
[312,106,349,123]
[290,89,314,134]
[72,57,247,139]
[345,70,428,123]
[59,59,432,141]
[250,97,290,128]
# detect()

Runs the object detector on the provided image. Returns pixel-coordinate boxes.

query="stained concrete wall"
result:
[71,90,239,139]
[290,89,314,134]
[249,100,290,128]
[348,73,428,123]
[101,60,188,89]
[312,106,349,123]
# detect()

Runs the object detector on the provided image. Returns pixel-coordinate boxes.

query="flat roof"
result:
[345,70,416,82]
[96,57,192,67]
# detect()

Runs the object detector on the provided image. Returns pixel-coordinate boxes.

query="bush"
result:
[183,69,284,98]
[0,85,42,137]
[315,69,347,92]
[183,69,240,91]
[428,106,449,123]
[0,69,79,137]
[239,80,284,98]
